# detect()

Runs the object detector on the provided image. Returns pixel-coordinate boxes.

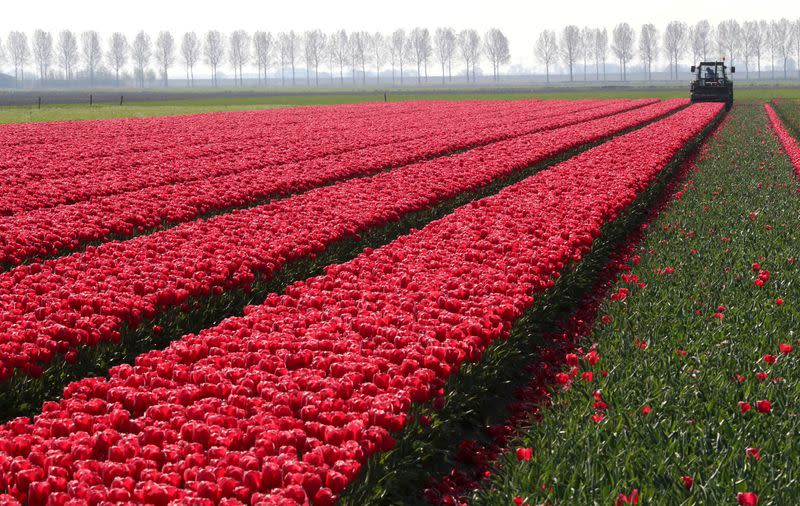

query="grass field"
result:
[2,86,800,124]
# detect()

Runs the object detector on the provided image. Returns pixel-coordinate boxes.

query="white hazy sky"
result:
[1,0,798,72]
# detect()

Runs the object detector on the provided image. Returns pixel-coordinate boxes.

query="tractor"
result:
[690,61,735,111]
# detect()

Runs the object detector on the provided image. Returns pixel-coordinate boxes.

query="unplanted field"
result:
[2,85,800,124]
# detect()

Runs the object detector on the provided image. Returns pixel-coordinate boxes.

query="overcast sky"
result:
[1,0,798,73]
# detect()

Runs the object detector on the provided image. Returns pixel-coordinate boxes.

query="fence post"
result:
[120,95,124,106]
[89,94,93,106]
[38,97,41,109]
[384,92,387,102]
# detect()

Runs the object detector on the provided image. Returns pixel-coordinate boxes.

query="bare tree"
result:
[594,28,609,80]
[57,30,78,81]
[304,30,326,86]
[409,28,432,83]
[181,32,201,86]
[754,21,769,79]
[32,30,54,84]
[132,31,152,88]
[329,30,349,85]
[483,28,510,82]
[107,33,128,86]
[741,21,758,79]
[716,20,742,67]
[458,29,481,83]
[326,34,337,85]
[772,19,792,80]
[81,31,102,87]
[253,31,273,85]
[434,27,456,83]
[7,32,30,86]
[389,29,405,84]
[663,21,688,80]
[795,19,800,80]
[535,30,558,83]
[367,33,385,83]
[766,21,778,79]
[612,23,635,81]
[560,25,581,82]
[350,31,371,85]
[580,27,593,81]
[204,30,225,86]
[691,20,713,62]
[155,31,176,87]
[228,30,249,86]
[277,31,298,85]
[639,24,658,81]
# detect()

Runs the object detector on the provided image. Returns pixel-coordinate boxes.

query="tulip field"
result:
[0,96,799,505]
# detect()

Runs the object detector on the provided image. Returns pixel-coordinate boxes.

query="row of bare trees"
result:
[0,28,510,87]
[536,18,800,82]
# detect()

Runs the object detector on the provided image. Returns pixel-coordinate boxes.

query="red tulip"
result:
[616,489,639,505]
[779,343,793,354]
[739,402,752,414]
[737,491,759,505]
[746,447,761,461]
[515,447,533,462]
[681,475,693,490]
[755,400,771,414]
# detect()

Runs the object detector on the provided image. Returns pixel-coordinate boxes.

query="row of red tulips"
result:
[0,99,686,383]
[0,102,721,505]
[765,103,800,178]
[0,100,502,182]
[1,99,629,215]
[0,100,659,266]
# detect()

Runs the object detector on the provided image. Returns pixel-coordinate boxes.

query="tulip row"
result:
[0,100,512,182]
[413,121,717,506]
[476,103,800,505]
[769,99,800,139]
[0,102,721,505]
[0,99,686,388]
[0,99,658,266]
[1,99,640,215]
[765,103,800,178]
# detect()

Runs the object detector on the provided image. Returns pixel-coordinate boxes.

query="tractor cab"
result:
[690,61,735,110]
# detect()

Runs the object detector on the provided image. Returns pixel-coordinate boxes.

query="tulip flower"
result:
[755,400,771,414]
[737,491,759,505]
